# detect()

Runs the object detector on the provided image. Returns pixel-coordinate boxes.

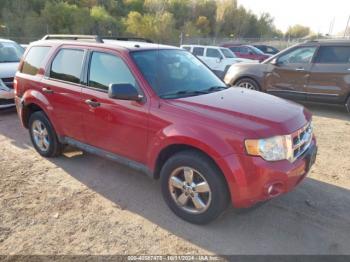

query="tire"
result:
[160,150,230,224]
[346,96,350,113]
[235,78,260,91]
[28,111,63,157]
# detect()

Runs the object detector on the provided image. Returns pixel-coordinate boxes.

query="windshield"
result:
[220,48,236,58]
[0,42,24,63]
[131,49,227,99]
[249,45,265,55]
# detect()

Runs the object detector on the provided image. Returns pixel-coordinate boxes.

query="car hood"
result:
[224,58,256,64]
[234,58,258,64]
[232,62,267,70]
[0,62,19,78]
[167,88,311,138]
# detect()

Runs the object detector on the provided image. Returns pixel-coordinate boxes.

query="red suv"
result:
[15,35,317,224]
[221,44,271,62]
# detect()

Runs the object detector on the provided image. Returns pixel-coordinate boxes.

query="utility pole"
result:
[328,18,335,36]
[344,15,350,38]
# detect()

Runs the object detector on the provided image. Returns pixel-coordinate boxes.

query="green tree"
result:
[124,10,177,42]
[286,24,311,39]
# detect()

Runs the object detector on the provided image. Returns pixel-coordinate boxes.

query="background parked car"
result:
[253,44,280,55]
[181,45,255,78]
[224,40,350,111]
[221,44,271,62]
[0,38,24,109]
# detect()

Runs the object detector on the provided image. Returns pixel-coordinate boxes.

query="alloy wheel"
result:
[32,120,50,152]
[238,81,257,90]
[168,167,212,214]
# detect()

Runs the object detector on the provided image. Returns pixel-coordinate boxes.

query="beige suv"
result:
[224,40,350,111]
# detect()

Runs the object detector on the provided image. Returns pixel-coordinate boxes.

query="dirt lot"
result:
[0,103,350,255]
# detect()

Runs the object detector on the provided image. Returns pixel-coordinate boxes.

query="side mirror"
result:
[216,56,223,63]
[108,83,143,101]
[270,58,280,66]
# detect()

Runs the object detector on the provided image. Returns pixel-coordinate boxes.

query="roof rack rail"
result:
[102,36,154,43]
[41,34,104,43]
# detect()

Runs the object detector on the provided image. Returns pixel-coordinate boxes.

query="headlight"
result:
[245,135,293,162]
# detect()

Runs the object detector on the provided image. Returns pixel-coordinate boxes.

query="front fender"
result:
[147,123,237,171]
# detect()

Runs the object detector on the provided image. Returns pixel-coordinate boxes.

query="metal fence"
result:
[3,34,350,50]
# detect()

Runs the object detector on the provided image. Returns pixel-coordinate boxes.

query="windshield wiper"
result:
[204,86,228,93]
[0,60,19,63]
[160,89,209,99]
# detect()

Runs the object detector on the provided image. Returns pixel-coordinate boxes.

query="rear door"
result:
[307,45,350,103]
[80,49,149,163]
[264,45,318,101]
[41,47,86,140]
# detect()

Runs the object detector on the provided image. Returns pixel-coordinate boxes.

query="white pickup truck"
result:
[180,44,255,78]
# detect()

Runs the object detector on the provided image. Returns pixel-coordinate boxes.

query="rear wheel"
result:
[160,150,230,224]
[29,111,63,157]
[235,78,260,91]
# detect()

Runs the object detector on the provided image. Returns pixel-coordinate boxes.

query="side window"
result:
[278,47,317,65]
[267,47,276,53]
[50,49,84,84]
[182,46,191,51]
[192,47,204,56]
[240,47,249,54]
[88,52,136,91]
[229,47,239,52]
[206,48,222,58]
[315,46,350,64]
[21,46,51,76]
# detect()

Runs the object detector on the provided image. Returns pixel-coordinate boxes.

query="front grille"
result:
[1,77,14,89]
[291,122,313,161]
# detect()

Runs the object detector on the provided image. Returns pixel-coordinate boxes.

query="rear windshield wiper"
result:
[160,89,209,99]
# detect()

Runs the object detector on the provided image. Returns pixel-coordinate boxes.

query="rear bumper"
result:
[218,138,317,208]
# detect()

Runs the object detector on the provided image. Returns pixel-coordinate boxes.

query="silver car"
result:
[0,39,24,108]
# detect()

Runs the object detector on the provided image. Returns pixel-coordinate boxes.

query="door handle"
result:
[42,87,54,94]
[85,99,101,108]
[295,67,305,71]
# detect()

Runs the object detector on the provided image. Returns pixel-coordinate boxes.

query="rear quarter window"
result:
[21,46,51,76]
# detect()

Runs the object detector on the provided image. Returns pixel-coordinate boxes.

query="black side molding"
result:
[61,137,154,178]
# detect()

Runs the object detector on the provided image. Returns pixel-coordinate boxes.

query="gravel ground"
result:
[0,103,350,255]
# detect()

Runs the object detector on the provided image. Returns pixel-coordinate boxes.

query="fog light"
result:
[266,183,284,197]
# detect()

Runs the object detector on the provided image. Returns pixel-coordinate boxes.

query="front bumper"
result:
[0,88,15,108]
[219,138,317,208]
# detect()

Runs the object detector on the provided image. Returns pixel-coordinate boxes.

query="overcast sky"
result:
[238,0,350,35]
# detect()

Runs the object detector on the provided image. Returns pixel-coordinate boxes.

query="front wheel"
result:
[160,150,230,224]
[235,78,260,91]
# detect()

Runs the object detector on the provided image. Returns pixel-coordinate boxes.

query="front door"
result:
[307,45,350,103]
[204,48,224,72]
[81,50,149,164]
[264,46,318,101]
